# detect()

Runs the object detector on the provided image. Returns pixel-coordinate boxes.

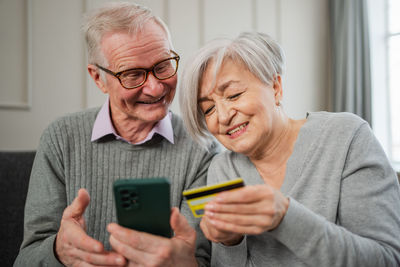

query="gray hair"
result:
[82,2,173,67]
[179,31,285,147]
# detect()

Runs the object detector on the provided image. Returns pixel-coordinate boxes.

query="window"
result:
[369,0,399,170]
[388,0,400,163]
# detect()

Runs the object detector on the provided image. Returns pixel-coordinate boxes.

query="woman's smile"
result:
[227,122,249,138]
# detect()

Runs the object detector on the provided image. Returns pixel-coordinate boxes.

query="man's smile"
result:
[137,94,166,104]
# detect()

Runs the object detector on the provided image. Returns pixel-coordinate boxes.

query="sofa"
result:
[0,150,399,267]
[0,151,35,267]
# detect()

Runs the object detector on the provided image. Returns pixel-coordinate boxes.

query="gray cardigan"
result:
[14,108,218,267]
[207,112,400,267]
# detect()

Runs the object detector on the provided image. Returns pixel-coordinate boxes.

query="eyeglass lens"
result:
[120,58,178,88]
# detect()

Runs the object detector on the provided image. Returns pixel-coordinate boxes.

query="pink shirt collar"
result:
[91,97,174,145]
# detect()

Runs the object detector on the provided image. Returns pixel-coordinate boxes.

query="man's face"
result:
[99,21,177,125]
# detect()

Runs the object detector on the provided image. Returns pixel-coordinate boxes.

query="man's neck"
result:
[110,107,156,144]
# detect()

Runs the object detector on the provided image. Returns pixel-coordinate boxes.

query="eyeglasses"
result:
[96,50,180,89]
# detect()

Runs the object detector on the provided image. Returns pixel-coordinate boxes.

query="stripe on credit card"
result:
[182,178,244,218]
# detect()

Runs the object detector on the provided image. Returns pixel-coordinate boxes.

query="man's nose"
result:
[141,72,164,97]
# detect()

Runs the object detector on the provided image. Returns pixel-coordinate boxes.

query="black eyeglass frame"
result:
[96,50,180,89]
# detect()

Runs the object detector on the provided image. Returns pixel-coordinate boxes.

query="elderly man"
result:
[14,2,217,266]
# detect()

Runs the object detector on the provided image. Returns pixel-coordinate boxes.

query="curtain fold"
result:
[330,0,372,125]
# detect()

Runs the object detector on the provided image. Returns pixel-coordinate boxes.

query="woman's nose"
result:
[216,101,235,125]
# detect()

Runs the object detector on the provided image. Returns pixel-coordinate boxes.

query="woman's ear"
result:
[273,75,283,105]
[87,64,108,94]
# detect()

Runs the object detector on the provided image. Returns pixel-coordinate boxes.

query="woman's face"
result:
[198,59,282,157]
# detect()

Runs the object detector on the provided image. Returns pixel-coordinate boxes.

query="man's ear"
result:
[273,75,283,105]
[87,64,108,94]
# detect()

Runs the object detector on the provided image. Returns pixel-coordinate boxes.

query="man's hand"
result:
[200,184,289,245]
[107,207,198,267]
[55,188,126,266]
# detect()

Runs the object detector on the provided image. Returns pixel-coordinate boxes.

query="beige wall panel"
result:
[0,0,84,150]
[168,0,200,113]
[203,0,253,42]
[279,0,329,119]
[0,0,29,108]
[255,0,279,40]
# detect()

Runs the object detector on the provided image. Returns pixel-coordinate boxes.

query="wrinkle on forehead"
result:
[101,30,171,71]
[200,60,218,99]
[200,58,241,99]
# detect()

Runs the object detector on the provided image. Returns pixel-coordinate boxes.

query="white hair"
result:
[81,2,173,67]
[179,31,285,147]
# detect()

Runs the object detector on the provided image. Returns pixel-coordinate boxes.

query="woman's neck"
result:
[249,118,306,189]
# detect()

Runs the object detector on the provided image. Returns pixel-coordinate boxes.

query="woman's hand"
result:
[200,215,244,245]
[200,184,289,244]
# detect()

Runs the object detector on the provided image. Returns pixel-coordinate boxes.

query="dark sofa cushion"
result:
[0,151,35,267]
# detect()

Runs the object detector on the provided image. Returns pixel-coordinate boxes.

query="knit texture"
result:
[207,112,400,267]
[14,107,218,267]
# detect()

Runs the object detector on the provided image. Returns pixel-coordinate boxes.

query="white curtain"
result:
[330,0,372,125]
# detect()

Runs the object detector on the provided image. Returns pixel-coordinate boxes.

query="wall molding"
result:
[0,0,32,110]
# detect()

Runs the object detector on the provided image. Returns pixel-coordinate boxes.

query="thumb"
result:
[170,207,196,245]
[63,188,90,219]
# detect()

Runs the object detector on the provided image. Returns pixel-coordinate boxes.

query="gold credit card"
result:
[182,178,244,218]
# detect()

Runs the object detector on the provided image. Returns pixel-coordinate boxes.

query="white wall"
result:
[0,0,329,150]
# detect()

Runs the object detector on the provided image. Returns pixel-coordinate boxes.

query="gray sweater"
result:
[14,108,218,267]
[207,112,400,267]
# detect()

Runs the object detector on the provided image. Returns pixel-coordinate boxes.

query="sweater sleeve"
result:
[185,142,220,267]
[14,125,66,267]
[204,155,249,267]
[209,236,248,267]
[269,123,400,266]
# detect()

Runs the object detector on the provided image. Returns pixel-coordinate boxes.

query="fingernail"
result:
[216,196,225,202]
[107,223,116,232]
[205,203,214,210]
[205,210,214,217]
[116,257,124,265]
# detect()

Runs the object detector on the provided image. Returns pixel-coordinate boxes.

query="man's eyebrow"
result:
[198,80,239,103]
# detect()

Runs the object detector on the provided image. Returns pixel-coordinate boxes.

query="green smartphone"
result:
[113,178,172,238]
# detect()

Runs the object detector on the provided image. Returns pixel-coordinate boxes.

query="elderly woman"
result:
[179,31,400,266]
